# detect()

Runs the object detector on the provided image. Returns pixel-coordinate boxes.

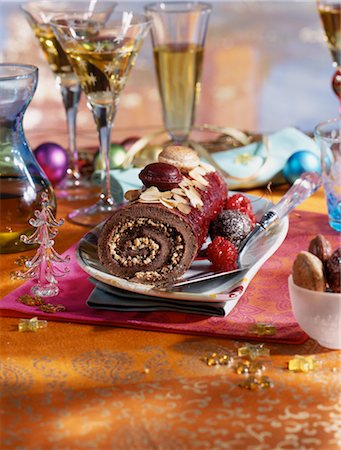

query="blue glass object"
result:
[283,150,321,185]
[315,117,341,233]
[0,64,56,253]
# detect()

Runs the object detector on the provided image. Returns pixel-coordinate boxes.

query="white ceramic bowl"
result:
[288,275,341,349]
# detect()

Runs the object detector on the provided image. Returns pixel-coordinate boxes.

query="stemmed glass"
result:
[21,1,116,200]
[51,12,151,226]
[145,2,211,144]
[317,0,341,104]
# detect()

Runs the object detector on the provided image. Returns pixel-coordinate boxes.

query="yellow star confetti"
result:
[39,303,66,313]
[14,256,30,267]
[288,355,318,373]
[18,317,48,332]
[237,343,270,360]
[249,323,277,336]
[239,375,273,390]
[203,352,234,367]
[235,360,265,375]
[17,294,45,306]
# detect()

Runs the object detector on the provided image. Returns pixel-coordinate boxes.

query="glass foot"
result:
[55,172,100,201]
[31,283,59,297]
[67,199,118,227]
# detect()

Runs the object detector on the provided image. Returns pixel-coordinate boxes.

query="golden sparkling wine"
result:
[32,24,76,83]
[318,3,341,66]
[153,43,204,142]
[65,38,138,108]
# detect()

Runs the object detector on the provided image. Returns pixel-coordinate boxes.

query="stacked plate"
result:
[76,193,289,317]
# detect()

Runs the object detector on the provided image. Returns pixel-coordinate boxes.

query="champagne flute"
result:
[317,0,341,103]
[21,1,116,201]
[145,2,211,144]
[51,12,151,226]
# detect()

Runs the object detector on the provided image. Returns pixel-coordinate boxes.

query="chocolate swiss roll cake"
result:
[98,145,227,287]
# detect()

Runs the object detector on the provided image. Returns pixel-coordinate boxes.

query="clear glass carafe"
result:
[0,64,56,253]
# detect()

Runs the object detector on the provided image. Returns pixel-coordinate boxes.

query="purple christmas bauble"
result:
[34,142,69,185]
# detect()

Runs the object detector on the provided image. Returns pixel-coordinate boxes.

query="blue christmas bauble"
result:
[283,150,321,184]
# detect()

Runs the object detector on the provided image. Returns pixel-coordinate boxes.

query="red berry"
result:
[207,236,238,271]
[225,193,256,226]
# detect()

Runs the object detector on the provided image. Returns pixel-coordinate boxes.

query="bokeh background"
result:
[0,0,337,149]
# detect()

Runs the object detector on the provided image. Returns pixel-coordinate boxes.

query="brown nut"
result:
[158,145,200,173]
[308,234,332,264]
[325,248,341,293]
[139,162,183,191]
[292,251,326,292]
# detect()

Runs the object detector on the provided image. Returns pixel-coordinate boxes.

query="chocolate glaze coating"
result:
[139,162,183,191]
[209,209,252,249]
[326,248,341,293]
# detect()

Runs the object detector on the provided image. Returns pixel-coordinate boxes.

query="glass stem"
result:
[60,83,82,177]
[99,123,114,204]
[93,103,116,206]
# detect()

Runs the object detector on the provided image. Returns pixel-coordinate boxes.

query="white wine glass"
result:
[51,12,151,226]
[317,0,341,104]
[145,2,211,144]
[21,1,116,201]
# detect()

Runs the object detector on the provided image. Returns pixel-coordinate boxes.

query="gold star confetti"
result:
[288,355,318,373]
[10,271,24,280]
[235,360,265,375]
[239,375,273,390]
[249,323,277,336]
[39,303,66,313]
[18,317,48,332]
[17,295,45,306]
[237,343,270,360]
[203,352,234,367]
[14,256,30,267]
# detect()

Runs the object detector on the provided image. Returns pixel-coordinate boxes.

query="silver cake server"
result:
[173,171,322,287]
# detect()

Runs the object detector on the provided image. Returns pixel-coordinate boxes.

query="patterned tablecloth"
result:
[1,187,340,450]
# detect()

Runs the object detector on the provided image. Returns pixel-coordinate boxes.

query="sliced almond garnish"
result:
[186,186,204,208]
[189,168,209,186]
[199,161,215,173]
[171,187,187,197]
[176,203,191,214]
[190,166,207,176]
[160,198,175,209]
[172,193,189,204]
[192,180,208,191]
[124,189,141,201]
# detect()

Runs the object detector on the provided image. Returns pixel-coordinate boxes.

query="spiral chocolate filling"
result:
[108,218,185,282]
[98,203,198,286]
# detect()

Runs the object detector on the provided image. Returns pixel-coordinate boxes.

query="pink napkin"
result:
[1,211,339,344]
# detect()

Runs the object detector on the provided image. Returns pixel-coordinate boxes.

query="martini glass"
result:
[145,2,211,144]
[51,12,151,226]
[317,0,341,104]
[21,1,116,200]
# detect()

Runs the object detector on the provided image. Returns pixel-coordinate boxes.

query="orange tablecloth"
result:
[1,187,341,450]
